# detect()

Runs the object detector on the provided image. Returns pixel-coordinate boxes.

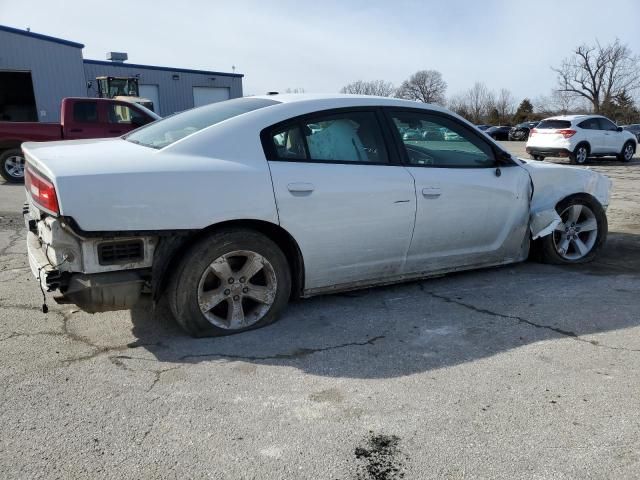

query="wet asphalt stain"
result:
[354,433,406,479]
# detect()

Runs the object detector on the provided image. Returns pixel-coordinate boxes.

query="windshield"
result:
[124,97,279,149]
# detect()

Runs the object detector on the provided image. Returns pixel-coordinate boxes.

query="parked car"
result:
[476,124,492,131]
[622,124,640,142]
[23,95,611,337]
[509,121,539,141]
[484,125,512,141]
[0,97,159,183]
[526,115,637,164]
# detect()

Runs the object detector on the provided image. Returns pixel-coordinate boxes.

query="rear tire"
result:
[0,149,25,183]
[168,229,291,337]
[540,194,607,265]
[618,141,635,162]
[530,155,544,161]
[570,144,589,165]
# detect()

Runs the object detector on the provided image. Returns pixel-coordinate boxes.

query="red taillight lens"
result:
[25,165,59,215]
[529,128,537,137]
[558,129,576,138]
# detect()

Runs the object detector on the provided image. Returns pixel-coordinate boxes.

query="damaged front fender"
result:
[521,159,612,240]
[530,209,562,240]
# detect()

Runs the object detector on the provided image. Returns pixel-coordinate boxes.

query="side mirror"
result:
[617,126,623,132]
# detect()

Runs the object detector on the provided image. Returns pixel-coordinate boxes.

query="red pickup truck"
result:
[0,97,159,183]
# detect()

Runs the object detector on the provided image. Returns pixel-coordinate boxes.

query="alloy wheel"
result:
[575,147,588,164]
[197,250,277,330]
[624,144,634,161]
[4,155,25,179]
[552,204,598,261]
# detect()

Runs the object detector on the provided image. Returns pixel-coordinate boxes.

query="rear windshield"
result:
[536,120,571,129]
[125,97,279,149]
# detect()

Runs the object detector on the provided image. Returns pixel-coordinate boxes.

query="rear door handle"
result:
[422,187,441,198]
[69,128,83,133]
[287,182,315,193]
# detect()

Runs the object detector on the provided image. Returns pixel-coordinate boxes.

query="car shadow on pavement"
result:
[128,232,640,379]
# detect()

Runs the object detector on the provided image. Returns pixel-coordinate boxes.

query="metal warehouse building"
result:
[0,24,243,122]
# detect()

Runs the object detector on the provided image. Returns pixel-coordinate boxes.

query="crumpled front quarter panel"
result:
[521,160,612,238]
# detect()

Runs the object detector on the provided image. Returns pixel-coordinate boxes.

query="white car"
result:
[526,114,637,164]
[23,95,612,337]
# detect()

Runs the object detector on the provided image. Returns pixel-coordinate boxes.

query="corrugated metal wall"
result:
[0,29,86,123]
[83,62,243,116]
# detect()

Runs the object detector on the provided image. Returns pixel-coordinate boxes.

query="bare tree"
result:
[494,89,515,124]
[340,80,395,97]
[395,70,447,105]
[462,82,494,124]
[553,39,640,113]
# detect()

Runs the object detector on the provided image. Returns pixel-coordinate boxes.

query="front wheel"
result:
[540,195,607,264]
[169,229,291,337]
[618,141,635,162]
[0,149,25,183]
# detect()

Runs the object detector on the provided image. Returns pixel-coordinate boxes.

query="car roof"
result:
[542,114,609,122]
[251,93,450,112]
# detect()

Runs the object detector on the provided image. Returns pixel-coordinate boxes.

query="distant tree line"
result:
[339,39,639,125]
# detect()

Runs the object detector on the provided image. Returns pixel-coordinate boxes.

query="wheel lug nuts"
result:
[239,277,246,283]
[224,289,231,296]
[233,295,240,301]
[228,278,235,284]
[243,287,249,293]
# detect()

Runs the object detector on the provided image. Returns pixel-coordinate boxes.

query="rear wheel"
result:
[540,195,607,264]
[169,229,291,337]
[530,155,545,161]
[0,149,25,183]
[570,144,589,165]
[618,141,635,162]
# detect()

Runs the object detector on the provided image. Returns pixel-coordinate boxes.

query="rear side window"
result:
[125,97,279,149]
[73,102,98,123]
[268,111,389,164]
[536,120,571,129]
[578,118,599,130]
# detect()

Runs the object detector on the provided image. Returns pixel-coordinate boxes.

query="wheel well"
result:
[153,219,305,301]
[0,142,23,153]
[575,141,590,154]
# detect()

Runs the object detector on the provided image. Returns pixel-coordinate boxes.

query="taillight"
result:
[558,129,576,138]
[25,165,59,215]
[529,128,537,137]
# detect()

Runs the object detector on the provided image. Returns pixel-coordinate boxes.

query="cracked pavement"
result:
[1,143,640,479]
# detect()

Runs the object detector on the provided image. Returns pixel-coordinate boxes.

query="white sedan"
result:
[23,94,611,337]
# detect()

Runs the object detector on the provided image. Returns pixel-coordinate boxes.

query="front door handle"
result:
[69,128,83,133]
[422,187,441,198]
[287,182,315,193]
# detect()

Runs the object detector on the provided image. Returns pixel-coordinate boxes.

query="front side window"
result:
[268,111,389,163]
[597,118,618,131]
[73,102,98,123]
[390,111,494,167]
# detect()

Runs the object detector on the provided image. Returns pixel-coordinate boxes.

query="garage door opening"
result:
[0,71,37,122]
[193,87,230,107]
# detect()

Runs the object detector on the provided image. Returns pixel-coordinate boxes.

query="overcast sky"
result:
[2,0,639,101]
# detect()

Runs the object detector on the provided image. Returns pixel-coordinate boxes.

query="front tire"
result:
[618,141,635,162]
[0,149,25,183]
[570,144,589,165]
[169,229,291,337]
[540,194,607,265]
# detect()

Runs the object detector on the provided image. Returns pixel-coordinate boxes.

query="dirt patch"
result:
[355,433,406,479]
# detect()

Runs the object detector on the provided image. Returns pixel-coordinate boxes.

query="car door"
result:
[384,108,531,275]
[264,109,417,292]
[64,100,108,139]
[577,118,605,153]
[598,117,623,152]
